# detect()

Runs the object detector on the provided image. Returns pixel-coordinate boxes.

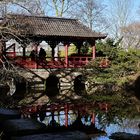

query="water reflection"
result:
[36,109,140,140]
[19,94,140,139]
[93,118,140,140]
[12,85,140,140]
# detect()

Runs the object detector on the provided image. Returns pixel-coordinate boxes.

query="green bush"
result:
[87,38,140,87]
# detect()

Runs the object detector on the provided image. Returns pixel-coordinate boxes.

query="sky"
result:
[103,0,140,22]
[4,0,140,23]
[99,0,140,37]
[2,0,140,38]
[131,0,140,21]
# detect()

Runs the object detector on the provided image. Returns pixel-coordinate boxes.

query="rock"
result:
[0,108,20,120]
[1,118,47,139]
[11,131,89,140]
[0,108,21,135]
[110,132,140,140]
[0,108,21,129]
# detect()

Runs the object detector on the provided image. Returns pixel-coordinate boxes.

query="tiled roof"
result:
[3,14,107,39]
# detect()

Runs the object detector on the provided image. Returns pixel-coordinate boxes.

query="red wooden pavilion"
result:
[0,15,109,129]
[0,14,107,68]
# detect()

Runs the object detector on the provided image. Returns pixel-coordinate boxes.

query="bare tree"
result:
[106,0,134,38]
[69,0,108,31]
[51,0,65,17]
[0,0,8,17]
[11,0,46,16]
[46,0,76,17]
[0,0,46,17]
[0,0,77,17]
[121,22,140,49]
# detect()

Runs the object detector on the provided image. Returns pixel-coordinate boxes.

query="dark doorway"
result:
[74,75,87,96]
[45,74,60,97]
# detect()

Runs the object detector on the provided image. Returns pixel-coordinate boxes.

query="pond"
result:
[2,82,140,140]
[93,118,140,139]
[37,107,140,140]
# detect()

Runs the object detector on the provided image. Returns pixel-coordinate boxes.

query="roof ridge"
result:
[6,14,78,21]
[2,13,107,39]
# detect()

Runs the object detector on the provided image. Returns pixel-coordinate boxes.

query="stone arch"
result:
[6,78,16,96]
[12,77,27,100]
[74,74,87,96]
[5,77,27,100]
[45,74,60,97]
[134,75,140,100]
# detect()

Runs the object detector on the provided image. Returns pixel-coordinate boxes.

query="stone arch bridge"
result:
[12,67,92,100]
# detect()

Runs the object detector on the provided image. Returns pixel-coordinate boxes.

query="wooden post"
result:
[105,103,108,113]
[0,39,6,59]
[89,41,96,60]
[52,111,55,123]
[52,47,55,60]
[13,43,16,57]
[22,44,26,60]
[92,41,96,60]
[64,44,68,67]
[57,111,60,125]
[34,42,38,55]
[50,111,55,127]
[33,42,39,69]
[91,112,95,126]
[49,41,57,61]
[65,103,69,127]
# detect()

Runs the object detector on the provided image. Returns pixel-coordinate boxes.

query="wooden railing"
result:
[7,55,93,69]
[68,56,92,65]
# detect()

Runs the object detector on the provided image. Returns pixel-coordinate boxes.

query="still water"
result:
[39,110,140,140]
[12,83,140,140]
[93,118,140,140]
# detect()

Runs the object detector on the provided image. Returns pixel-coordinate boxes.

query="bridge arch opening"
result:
[12,77,26,100]
[74,75,87,96]
[45,74,60,97]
